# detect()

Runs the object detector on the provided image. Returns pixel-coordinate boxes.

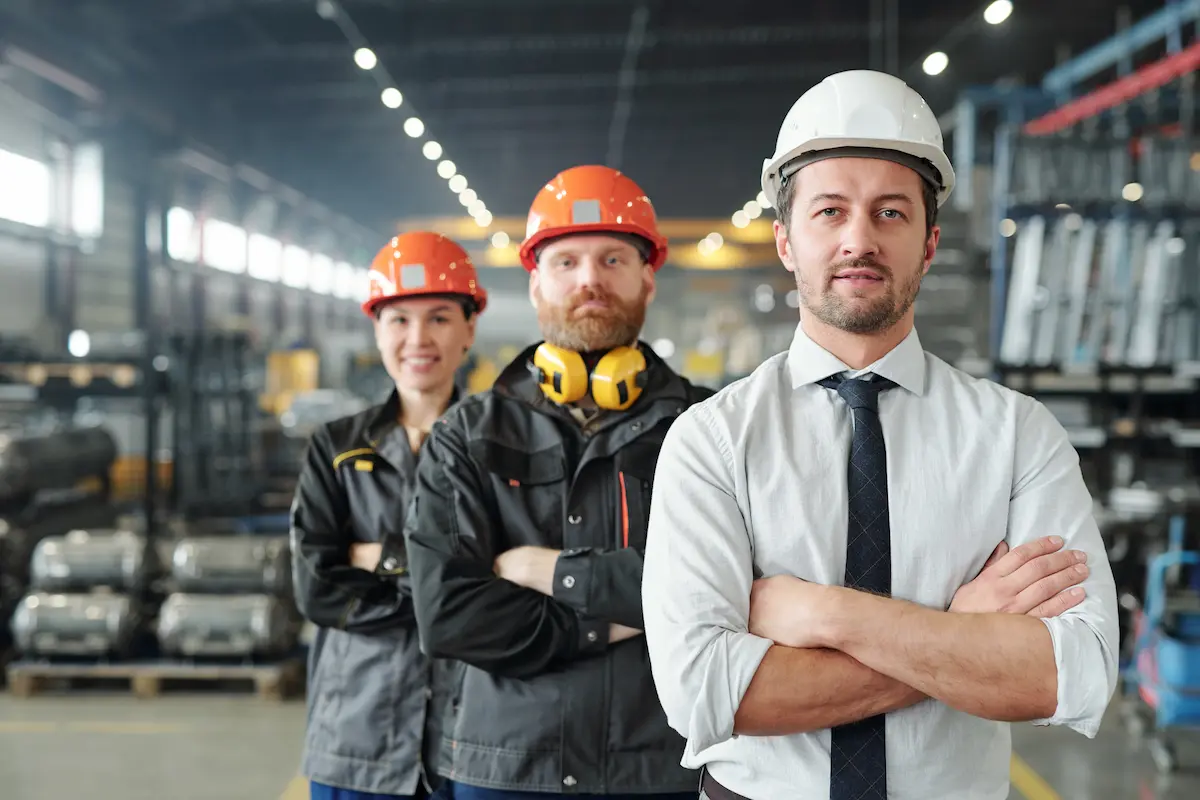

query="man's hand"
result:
[609,623,643,643]
[950,535,1088,617]
[494,546,562,596]
[349,543,382,572]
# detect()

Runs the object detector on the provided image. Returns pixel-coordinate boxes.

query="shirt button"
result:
[562,575,576,589]
[382,557,398,571]
[563,776,578,787]
[568,514,582,525]
[586,631,598,643]
[631,421,643,431]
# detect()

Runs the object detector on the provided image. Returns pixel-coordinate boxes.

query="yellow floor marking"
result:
[1010,752,1062,800]
[65,721,189,734]
[0,721,57,733]
[0,721,188,734]
[279,775,308,800]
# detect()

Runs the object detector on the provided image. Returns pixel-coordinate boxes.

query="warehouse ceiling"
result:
[0,0,1175,236]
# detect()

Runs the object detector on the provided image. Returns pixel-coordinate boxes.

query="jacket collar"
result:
[366,385,462,445]
[786,322,927,396]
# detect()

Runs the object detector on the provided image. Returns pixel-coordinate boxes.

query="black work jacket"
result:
[383,342,712,794]
[290,391,461,795]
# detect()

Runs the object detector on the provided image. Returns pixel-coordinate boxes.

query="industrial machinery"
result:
[0,426,117,507]
[0,422,120,670]
[28,528,157,594]
[156,594,300,659]
[10,593,142,659]
[7,527,161,662]
[154,533,301,661]
[166,331,271,519]
[169,535,292,596]
[1122,540,1200,773]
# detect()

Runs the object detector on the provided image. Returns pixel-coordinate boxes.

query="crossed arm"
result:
[289,429,416,634]
[641,403,1119,754]
[734,541,1062,734]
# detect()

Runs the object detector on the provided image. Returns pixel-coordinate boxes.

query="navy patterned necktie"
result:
[819,373,897,800]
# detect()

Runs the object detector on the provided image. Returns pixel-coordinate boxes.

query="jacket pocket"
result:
[470,439,566,548]
[453,664,562,752]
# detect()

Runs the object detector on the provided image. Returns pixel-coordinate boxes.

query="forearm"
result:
[339,586,416,634]
[410,547,608,678]
[734,645,924,735]
[554,548,645,628]
[293,559,408,632]
[828,590,1057,721]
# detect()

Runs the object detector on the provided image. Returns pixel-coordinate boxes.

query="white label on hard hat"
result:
[571,200,602,225]
[400,264,427,289]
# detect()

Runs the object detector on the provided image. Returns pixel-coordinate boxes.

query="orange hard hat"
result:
[518,165,668,272]
[362,231,488,317]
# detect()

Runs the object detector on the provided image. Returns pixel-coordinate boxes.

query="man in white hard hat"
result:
[641,70,1119,800]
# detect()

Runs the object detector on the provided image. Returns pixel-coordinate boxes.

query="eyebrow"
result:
[385,303,456,316]
[546,245,635,258]
[807,192,916,207]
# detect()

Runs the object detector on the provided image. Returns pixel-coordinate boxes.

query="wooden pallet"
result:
[5,656,305,701]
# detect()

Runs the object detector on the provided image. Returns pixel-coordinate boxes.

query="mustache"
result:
[568,287,617,312]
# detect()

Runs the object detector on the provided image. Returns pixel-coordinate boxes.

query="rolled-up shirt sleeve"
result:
[1009,400,1120,737]
[642,403,774,760]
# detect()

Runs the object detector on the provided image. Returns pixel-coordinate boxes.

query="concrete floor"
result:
[0,692,307,800]
[0,692,1198,800]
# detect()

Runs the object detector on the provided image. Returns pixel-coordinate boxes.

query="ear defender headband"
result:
[527,343,650,411]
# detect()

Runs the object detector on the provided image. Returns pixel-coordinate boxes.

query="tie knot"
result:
[819,374,896,412]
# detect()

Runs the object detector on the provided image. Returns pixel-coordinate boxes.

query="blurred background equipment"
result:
[157,533,301,661]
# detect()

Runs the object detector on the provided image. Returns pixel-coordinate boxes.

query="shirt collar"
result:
[786,322,927,396]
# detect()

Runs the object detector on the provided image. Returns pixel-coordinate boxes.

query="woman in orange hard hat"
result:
[289,231,488,800]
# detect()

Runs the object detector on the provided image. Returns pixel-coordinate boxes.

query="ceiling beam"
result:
[167,0,639,26]
[244,125,769,160]
[250,92,793,133]
[180,24,875,70]
[213,61,842,104]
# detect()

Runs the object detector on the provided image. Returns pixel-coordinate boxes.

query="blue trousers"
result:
[437,782,696,800]
[310,780,428,800]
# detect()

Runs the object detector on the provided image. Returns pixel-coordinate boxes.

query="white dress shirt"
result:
[642,323,1119,800]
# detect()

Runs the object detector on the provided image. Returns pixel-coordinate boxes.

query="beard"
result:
[537,284,648,353]
[797,254,923,335]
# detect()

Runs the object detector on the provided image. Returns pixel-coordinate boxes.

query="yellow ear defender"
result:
[528,343,649,411]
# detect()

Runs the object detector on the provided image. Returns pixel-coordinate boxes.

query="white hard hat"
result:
[761,70,955,210]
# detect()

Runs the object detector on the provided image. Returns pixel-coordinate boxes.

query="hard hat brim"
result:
[361,288,488,319]
[762,136,956,210]
[519,223,668,272]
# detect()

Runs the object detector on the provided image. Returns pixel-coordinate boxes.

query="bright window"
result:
[334,261,357,299]
[71,142,104,239]
[354,268,371,302]
[203,218,247,273]
[0,149,52,228]
[309,254,334,295]
[167,207,201,262]
[248,233,282,281]
[282,245,310,289]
